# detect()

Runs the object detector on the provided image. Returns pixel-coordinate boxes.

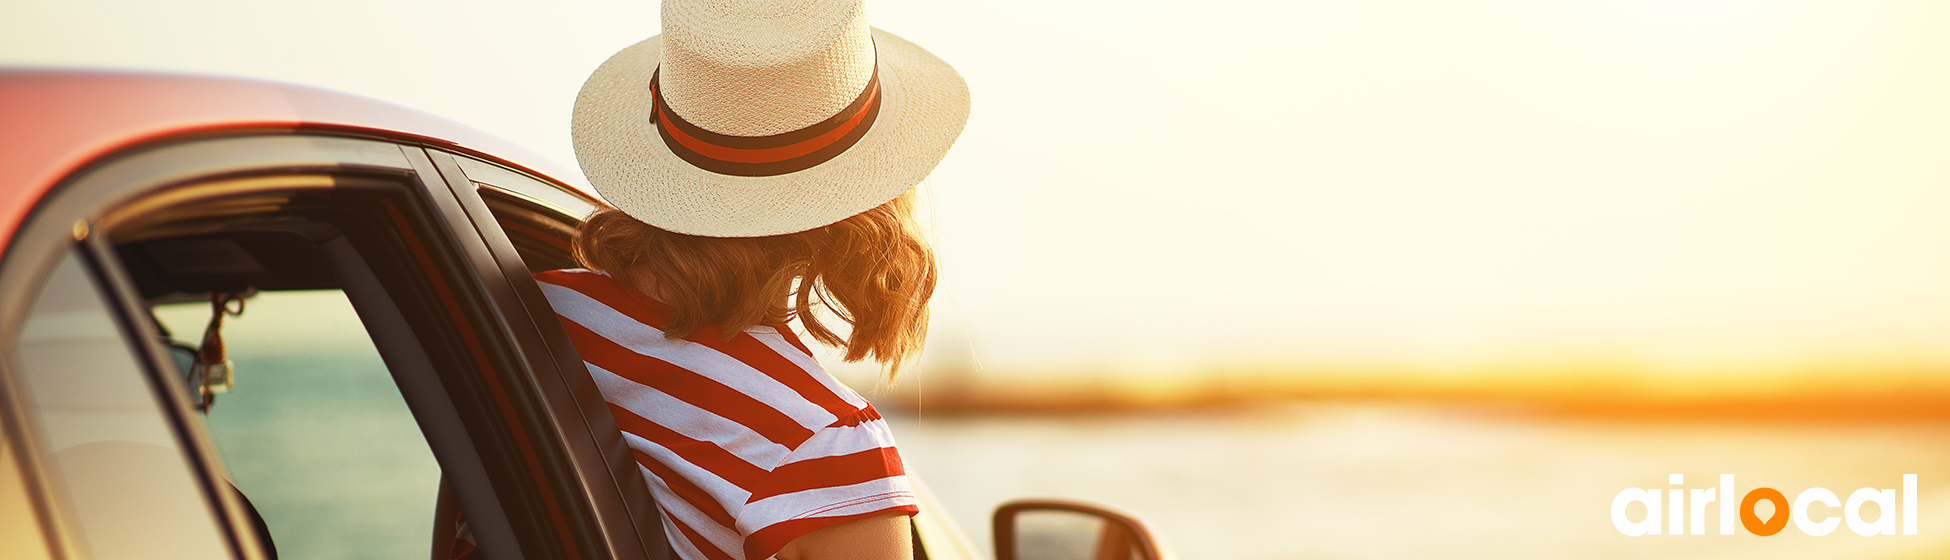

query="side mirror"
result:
[992,499,1173,560]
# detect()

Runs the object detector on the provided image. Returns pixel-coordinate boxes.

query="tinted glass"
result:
[0,437,55,560]
[10,251,231,560]
[154,289,441,559]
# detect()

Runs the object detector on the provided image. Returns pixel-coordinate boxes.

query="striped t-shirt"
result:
[534,269,919,560]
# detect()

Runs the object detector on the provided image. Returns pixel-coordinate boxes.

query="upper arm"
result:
[775,512,912,560]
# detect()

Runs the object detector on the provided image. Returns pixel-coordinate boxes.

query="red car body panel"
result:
[0,68,596,253]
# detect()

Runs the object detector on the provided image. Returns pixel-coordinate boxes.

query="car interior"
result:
[100,168,589,559]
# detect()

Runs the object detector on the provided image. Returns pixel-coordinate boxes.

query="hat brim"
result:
[572,28,969,237]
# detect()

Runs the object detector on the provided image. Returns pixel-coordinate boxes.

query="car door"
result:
[0,131,666,560]
[404,146,672,560]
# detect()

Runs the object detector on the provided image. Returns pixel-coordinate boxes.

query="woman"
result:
[538,1,969,559]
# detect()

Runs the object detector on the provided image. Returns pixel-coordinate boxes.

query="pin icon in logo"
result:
[1740,487,1788,536]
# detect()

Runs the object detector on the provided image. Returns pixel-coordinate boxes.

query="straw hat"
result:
[572,0,970,237]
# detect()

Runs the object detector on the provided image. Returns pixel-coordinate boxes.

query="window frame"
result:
[436,150,672,560]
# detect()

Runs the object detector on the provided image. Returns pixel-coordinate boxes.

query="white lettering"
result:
[1690,487,1717,535]
[1795,488,1842,536]
[1720,474,1736,535]
[1906,474,1918,535]
[1613,488,1662,536]
[1846,488,1895,536]
[1614,474,1920,537]
[1670,488,1684,536]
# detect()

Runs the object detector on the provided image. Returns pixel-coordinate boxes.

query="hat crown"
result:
[659,0,876,137]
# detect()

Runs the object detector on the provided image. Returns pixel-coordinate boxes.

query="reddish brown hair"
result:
[572,191,936,379]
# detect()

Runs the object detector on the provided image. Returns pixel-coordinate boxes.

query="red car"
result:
[0,68,1168,560]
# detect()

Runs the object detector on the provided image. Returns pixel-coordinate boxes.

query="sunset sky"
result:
[7,0,1950,388]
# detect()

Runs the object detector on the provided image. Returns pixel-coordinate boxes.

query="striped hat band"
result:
[649,66,882,177]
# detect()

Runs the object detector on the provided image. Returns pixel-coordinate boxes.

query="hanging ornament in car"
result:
[189,291,246,410]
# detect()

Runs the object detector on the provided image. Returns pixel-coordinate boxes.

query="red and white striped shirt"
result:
[535,269,918,560]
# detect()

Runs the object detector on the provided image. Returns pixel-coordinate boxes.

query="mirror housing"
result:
[992,499,1173,560]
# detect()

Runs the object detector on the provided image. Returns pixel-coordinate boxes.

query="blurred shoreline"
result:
[874,364,1950,421]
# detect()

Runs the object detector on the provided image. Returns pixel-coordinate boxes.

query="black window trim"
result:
[425,149,670,560]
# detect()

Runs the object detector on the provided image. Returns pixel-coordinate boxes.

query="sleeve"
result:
[734,405,920,560]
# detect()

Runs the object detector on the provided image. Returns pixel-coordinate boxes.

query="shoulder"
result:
[708,324,875,430]
[532,268,609,302]
[535,269,618,318]
[534,268,607,293]
[535,268,671,325]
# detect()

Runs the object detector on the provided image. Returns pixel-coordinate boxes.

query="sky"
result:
[7,0,1950,387]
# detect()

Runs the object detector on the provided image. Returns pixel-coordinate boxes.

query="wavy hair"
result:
[572,191,935,379]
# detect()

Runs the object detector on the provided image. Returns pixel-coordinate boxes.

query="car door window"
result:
[151,288,441,560]
[104,169,500,559]
[102,157,588,560]
[9,133,675,560]
[8,250,232,560]
[22,134,630,560]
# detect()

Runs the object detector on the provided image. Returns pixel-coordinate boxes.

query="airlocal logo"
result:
[1612,474,1918,536]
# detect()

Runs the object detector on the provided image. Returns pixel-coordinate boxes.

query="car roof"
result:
[0,68,599,252]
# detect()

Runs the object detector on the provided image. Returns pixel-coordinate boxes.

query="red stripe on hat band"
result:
[649,66,881,177]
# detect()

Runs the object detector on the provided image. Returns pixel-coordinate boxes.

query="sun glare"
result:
[1551,0,1803,65]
